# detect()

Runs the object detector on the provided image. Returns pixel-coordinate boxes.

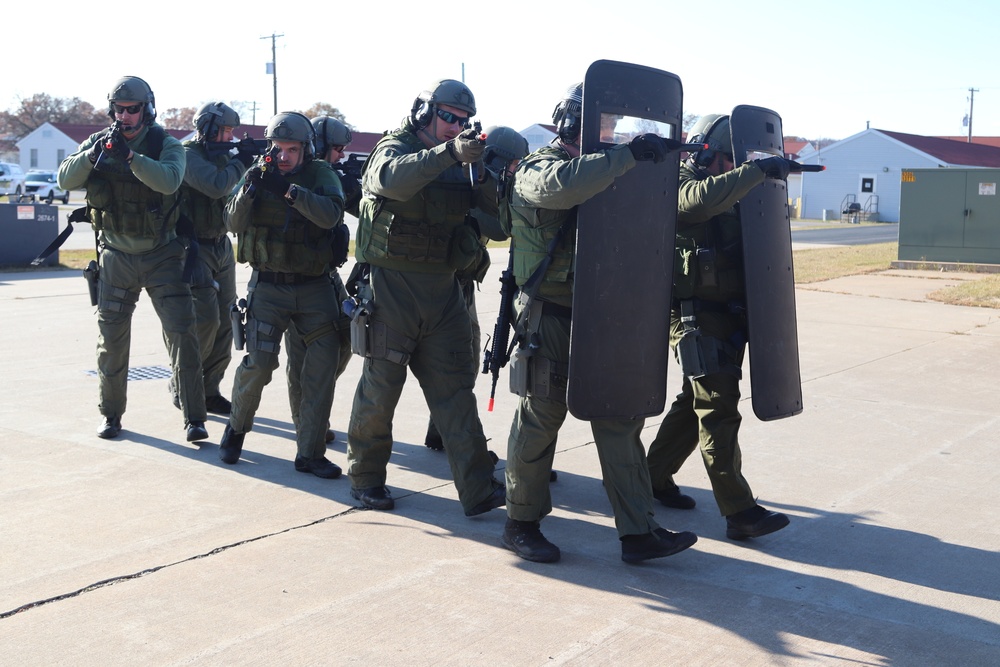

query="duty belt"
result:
[255,270,325,285]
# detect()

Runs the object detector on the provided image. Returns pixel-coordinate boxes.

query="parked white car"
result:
[0,162,26,197]
[24,170,70,205]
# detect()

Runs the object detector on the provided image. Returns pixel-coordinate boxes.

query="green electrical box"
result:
[899,168,1000,264]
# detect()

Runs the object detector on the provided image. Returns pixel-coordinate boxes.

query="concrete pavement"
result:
[0,249,998,665]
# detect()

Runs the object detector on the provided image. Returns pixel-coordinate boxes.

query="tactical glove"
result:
[755,156,792,180]
[447,128,486,163]
[88,138,105,164]
[339,173,362,211]
[628,134,670,163]
[248,167,289,197]
[105,129,131,161]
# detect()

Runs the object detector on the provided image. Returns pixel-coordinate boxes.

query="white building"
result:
[795,129,1000,223]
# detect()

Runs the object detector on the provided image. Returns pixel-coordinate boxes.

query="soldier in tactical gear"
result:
[422,124,529,452]
[501,83,697,564]
[346,78,505,515]
[219,111,347,479]
[57,75,208,443]
[645,112,792,540]
[165,102,250,417]
[282,115,356,444]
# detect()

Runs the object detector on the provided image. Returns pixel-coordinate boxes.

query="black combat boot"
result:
[621,528,698,563]
[218,424,245,465]
[186,421,209,442]
[501,518,561,563]
[97,416,122,439]
[652,487,696,510]
[725,505,789,540]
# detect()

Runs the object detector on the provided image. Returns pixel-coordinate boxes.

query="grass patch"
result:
[928,274,1000,309]
[792,242,897,284]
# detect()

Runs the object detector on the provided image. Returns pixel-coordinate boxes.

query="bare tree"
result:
[0,94,106,138]
[159,107,197,130]
[302,103,353,129]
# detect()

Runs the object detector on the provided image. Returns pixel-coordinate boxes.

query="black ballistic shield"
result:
[568,59,683,420]
[730,104,803,420]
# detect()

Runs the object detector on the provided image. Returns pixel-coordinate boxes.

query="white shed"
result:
[795,129,1000,223]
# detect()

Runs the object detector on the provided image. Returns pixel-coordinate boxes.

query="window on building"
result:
[57,149,66,164]
[861,177,874,193]
[30,149,38,168]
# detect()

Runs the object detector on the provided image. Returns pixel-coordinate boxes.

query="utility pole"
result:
[261,33,284,116]
[967,87,978,143]
[250,101,260,126]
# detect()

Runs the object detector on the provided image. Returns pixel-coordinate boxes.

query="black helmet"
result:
[410,79,476,129]
[194,102,241,142]
[552,83,583,143]
[482,125,529,177]
[687,114,732,167]
[311,116,353,159]
[107,75,156,124]
[265,111,316,160]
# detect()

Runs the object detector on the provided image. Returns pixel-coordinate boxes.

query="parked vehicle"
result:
[24,170,70,205]
[0,162,26,197]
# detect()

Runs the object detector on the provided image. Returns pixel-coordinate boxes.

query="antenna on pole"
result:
[262,33,284,116]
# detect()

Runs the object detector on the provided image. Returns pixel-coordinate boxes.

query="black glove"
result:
[235,137,259,168]
[88,137,105,164]
[628,134,670,163]
[249,167,289,197]
[755,156,792,180]
[105,129,131,161]
[339,173,362,210]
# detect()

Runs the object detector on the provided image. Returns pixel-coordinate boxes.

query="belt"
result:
[196,235,226,245]
[255,271,325,285]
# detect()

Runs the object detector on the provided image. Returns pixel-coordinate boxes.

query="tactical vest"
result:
[236,160,336,276]
[673,164,746,303]
[179,140,228,238]
[357,128,475,273]
[509,146,577,300]
[85,125,176,238]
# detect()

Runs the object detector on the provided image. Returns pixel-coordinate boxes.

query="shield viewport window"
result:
[600,113,674,144]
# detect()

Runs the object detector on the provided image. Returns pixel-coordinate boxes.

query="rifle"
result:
[92,120,123,171]
[206,133,268,158]
[331,153,366,181]
[259,142,280,172]
[481,244,518,411]
[468,120,486,187]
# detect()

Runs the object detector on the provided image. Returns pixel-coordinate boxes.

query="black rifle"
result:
[206,133,268,158]
[331,153,366,181]
[259,142,280,173]
[481,245,517,411]
[92,120,123,172]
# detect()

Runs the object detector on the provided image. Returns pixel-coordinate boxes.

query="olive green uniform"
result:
[224,160,345,460]
[285,269,352,430]
[169,141,245,402]
[347,118,501,512]
[506,143,661,538]
[646,160,767,516]
[57,124,206,426]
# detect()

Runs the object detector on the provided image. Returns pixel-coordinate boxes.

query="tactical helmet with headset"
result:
[410,79,477,130]
[265,111,316,161]
[194,102,241,142]
[311,116,353,159]
[481,125,529,178]
[107,75,156,125]
[687,113,732,168]
[552,83,583,144]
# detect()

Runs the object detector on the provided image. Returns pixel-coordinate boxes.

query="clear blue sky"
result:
[5,0,998,141]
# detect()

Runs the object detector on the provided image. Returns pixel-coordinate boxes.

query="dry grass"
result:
[792,242,898,284]
[927,274,1000,309]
